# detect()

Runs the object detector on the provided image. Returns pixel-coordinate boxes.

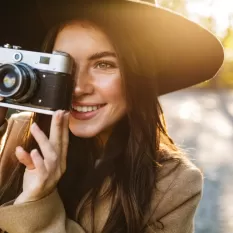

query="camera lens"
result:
[2,72,17,89]
[0,63,37,102]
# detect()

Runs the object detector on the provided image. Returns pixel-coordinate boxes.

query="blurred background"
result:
[157,0,233,232]
[2,1,232,232]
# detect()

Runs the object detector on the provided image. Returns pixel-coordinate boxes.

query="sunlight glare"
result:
[186,0,233,37]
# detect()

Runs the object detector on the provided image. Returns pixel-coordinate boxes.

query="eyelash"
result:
[94,60,116,69]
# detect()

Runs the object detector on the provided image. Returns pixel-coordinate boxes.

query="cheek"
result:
[95,74,125,103]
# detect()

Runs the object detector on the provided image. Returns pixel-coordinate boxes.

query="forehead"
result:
[53,21,115,55]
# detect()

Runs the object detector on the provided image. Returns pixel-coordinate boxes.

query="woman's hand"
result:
[14,110,69,204]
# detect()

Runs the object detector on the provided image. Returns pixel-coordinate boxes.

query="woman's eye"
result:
[95,61,115,69]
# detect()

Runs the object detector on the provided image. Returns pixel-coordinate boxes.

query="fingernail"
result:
[64,111,70,117]
[31,149,39,155]
[16,146,23,152]
[56,110,65,120]
[31,122,39,131]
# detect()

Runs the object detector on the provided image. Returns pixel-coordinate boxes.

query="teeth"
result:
[72,105,102,112]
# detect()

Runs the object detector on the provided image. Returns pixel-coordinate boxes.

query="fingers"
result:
[15,146,35,170]
[61,112,69,172]
[49,110,69,173]
[49,110,64,155]
[30,110,69,172]
[15,111,69,203]
[30,149,46,173]
[28,110,69,176]
[30,122,57,169]
[15,147,46,173]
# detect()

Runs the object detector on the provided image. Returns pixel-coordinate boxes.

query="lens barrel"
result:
[0,63,37,102]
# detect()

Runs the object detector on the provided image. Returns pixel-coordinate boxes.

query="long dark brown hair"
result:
[0,4,182,233]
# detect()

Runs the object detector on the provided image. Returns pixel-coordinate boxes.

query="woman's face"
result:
[53,21,127,141]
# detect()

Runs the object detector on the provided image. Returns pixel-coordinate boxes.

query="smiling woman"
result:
[0,0,224,233]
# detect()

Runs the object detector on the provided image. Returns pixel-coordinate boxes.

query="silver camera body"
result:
[0,45,74,115]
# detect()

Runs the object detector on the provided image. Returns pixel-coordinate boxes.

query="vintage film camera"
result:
[0,44,74,115]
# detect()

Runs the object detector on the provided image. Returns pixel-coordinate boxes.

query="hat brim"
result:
[0,0,224,95]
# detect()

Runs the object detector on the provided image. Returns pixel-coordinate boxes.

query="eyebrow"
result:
[88,51,117,60]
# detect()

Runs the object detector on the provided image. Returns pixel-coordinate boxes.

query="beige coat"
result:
[0,112,203,233]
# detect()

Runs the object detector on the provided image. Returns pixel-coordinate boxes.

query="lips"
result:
[70,103,106,120]
[71,104,105,113]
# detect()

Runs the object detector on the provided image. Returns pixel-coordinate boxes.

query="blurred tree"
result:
[216,14,233,89]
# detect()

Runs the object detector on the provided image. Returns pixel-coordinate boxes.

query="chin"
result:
[69,123,99,138]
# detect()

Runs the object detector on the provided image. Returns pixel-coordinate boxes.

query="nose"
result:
[73,68,94,97]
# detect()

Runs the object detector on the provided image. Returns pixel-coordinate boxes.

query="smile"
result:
[71,104,105,113]
[70,104,106,120]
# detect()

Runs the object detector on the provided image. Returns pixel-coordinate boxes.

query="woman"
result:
[0,0,224,232]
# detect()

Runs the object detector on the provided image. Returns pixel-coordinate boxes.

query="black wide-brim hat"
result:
[0,0,224,95]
